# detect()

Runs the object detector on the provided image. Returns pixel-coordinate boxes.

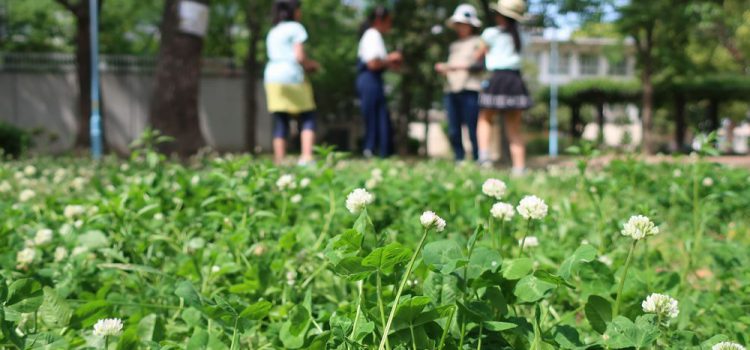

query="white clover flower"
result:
[286,270,297,286]
[93,318,123,337]
[276,174,295,191]
[211,265,220,273]
[345,188,374,214]
[54,246,68,262]
[190,175,200,186]
[252,244,267,256]
[74,220,84,229]
[0,181,11,193]
[299,177,311,188]
[420,211,446,232]
[388,168,398,177]
[713,342,746,350]
[365,178,379,189]
[16,247,36,266]
[673,169,682,178]
[34,228,54,246]
[490,202,515,221]
[597,255,613,267]
[64,205,86,219]
[642,293,679,320]
[153,213,164,221]
[59,224,73,236]
[621,215,659,240]
[482,179,507,199]
[19,189,36,202]
[516,195,548,220]
[518,236,539,248]
[371,168,384,181]
[71,177,87,190]
[702,177,714,187]
[290,194,302,204]
[23,165,37,176]
[72,246,88,256]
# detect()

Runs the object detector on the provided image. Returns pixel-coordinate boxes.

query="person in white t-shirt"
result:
[356,6,402,158]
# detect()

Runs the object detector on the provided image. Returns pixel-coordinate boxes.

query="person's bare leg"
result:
[477,109,495,162]
[273,138,286,165]
[300,130,315,163]
[505,109,526,170]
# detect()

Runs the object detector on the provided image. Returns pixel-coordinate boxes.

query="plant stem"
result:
[476,322,484,350]
[409,323,417,350]
[613,240,638,317]
[104,336,109,350]
[313,189,336,250]
[489,217,496,250]
[230,316,239,350]
[378,228,430,350]
[349,280,364,342]
[458,314,467,349]
[518,219,532,257]
[376,270,390,350]
[437,306,456,350]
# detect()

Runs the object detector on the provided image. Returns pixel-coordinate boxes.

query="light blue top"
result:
[264,21,308,84]
[481,27,521,70]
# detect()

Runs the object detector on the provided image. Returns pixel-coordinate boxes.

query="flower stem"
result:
[476,322,484,350]
[376,270,390,350]
[518,219,532,257]
[489,218,496,250]
[104,336,109,350]
[409,323,417,350]
[613,240,638,317]
[349,280,364,343]
[437,306,456,350]
[378,228,430,350]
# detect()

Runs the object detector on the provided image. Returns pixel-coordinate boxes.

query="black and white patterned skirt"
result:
[479,70,533,110]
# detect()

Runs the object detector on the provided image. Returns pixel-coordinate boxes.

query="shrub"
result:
[0,121,31,158]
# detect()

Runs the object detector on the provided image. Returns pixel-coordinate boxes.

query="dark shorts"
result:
[273,111,316,139]
[479,70,533,111]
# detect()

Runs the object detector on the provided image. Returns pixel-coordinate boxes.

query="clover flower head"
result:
[276,174,295,191]
[290,194,302,204]
[54,246,68,262]
[34,228,53,246]
[518,236,539,248]
[516,195,548,220]
[702,177,714,187]
[23,165,37,176]
[64,205,86,219]
[93,318,123,337]
[0,181,11,193]
[642,293,679,320]
[482,178,507,199]
[420,211,446,232]
[345,188,374,214]
[16,247,36,266]
[621,215,659,240]
[490,202,515,221]
[712,342,746,350]
[299,178,311,188]
[19,189,36,202]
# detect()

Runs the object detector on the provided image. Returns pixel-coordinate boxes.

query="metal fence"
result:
[0,52,242,75]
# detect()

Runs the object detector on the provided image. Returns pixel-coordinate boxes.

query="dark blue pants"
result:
[272,111,316,139]
[445,90,479,161]
[357,73,392,157]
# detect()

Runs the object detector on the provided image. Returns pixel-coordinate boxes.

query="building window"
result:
[548,52,570,75]
[608,58,628,76]
[580,54,599,75]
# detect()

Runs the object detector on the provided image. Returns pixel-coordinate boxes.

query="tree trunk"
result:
[396,72,413,156]
[74,9,92,148]
[244,2,261,153]
[596,103,605,144]
[640,28,655,155]
[707,98,719,132]
[674,94,686,151]
[149,0,207,156]
[570,103,582,139]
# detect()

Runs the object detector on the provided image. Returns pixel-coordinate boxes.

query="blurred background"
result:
[0,0,748,159]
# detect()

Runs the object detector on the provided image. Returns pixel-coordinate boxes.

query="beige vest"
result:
[445,36,483,93]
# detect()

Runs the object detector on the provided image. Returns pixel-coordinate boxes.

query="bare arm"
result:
[294,43,320,72]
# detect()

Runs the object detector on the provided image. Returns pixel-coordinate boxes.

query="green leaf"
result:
[552,325,586,349]
[362,242,411,274]
[239,300,272,320]
[484,321,518,332]
[423,272,458,306]
[38,287,72,328]
[137,314,165,343]
[502,258,533,280]
[422,239,466,274]
[279,305,310,349]
[513,275,556,303]
[182,307,203,327]
[353,209,375,236]
[579,261,615,297]
[394,296,432,324]
[186,328,209,350]
[77,230,109,249]
[467,247,503,280]
[584,295,612,334]
[558,244,597,281]
[175,281,202,307]
[5,279,43,314]
[534,270,575,289]
[457,300,494,322]
[604,315,658,349]
[331,256,375,281]
[0,277,7,302]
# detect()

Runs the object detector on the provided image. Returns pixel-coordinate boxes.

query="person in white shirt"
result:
[356,6,402,158]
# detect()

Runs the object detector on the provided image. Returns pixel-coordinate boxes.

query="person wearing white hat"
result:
[476,0,531,174]
[435,4,484,162]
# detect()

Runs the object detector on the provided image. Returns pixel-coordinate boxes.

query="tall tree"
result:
[618,0,692,154]
[243,0,272,153]
[53,0,104,148]
[149,0,209,156]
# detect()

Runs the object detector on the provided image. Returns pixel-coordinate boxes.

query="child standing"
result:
[435,4,484,162]
[476,0,531,174]
[356,6,403,158]
[264,0,320,165]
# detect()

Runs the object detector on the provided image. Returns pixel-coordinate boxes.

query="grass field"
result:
[0,147,748,349]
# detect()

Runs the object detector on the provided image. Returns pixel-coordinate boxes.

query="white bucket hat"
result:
[491,0,526,21]
[446,4,482,28]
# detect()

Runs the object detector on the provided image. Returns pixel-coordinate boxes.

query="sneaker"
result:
[297,159,316,167]
[363,149,374,158]
[478,159,494,169]
[511,167,526,177]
